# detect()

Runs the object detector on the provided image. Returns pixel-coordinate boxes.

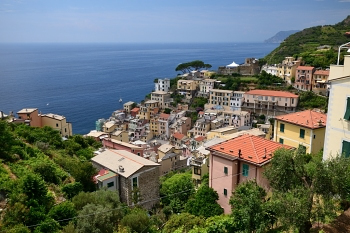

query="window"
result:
[242,164,249,177]
[132,177,138,188]
[280,123,285,132]
[344,97,350,120]
[300,129,305,138]
[224,166,228,175]
[313,135,316,139]
[194,167,201,175]
[342,140,350,158]
[137,152,140,156]
[56,123,59,127]
[107,182,114,188]
[279,138,284,144]
[224,188,227,196]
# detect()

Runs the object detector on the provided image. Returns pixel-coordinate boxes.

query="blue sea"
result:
[0,43,278,134]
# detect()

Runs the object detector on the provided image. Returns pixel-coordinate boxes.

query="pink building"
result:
[294,66,316,91]
[207,135,292,214]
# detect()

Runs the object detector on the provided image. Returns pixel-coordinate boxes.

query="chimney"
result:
[238,149,242,158]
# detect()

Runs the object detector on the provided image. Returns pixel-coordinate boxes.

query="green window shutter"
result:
[242,164,249,177]
[344,97,350,120]
[300,129,305,138]
[342,140,350,158]
[279,138,284,144]
[132,177,138,188]
[280,123,285,132]
[224,166,228,174]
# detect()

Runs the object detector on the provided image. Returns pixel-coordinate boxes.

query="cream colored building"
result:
[138,100,159,120]
[323,55,350,160]
[177,79,199,99]
[151,91,172,109]
[312,70,330,96]
[41,113,73,137]
[222,110,251,127]
[209,89,233,107]
[206,126,238,140]
[123,101,135,113]
[111,130,129,143]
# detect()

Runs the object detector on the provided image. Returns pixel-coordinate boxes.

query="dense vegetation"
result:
[264,15,350,66]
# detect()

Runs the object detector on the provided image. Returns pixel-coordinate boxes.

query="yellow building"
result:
[41,113,73,137]
[274,110,327,154]
[323,54,350,160]
[123,101,135,113]
[277,57,300,84]
[111,130,129,143]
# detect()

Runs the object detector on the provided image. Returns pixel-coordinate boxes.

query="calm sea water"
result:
[0,43,278,134]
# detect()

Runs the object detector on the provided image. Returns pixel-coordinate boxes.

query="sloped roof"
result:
[130,108,140,112]
[173,132,186,140]
[91,149,160,178]
[314,70,329,76]
[158,144,173,153]
[208,135,293,165]
[245,90,298,98]
[297,66,315,70]
[159,113,170,120]
[275,110,327,129]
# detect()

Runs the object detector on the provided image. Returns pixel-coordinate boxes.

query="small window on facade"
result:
[279,138,284,144]
[56,123,59,127]
[243,164,249,177]
[132,177,138,188]
[224,188,227,196]
[65,128,67,132]
[107,182,114,188]
[300,129,305,139]
[224,166,228,174]
[342,140,350,158]
[280,123,285,132]
[344,97,350,120]
[137,152,140,156]
[313,135,316,139]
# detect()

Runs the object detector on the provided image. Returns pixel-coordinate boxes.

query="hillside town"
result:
[4,49,350,219]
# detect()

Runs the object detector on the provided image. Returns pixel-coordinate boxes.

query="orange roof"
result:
[314,70,329,76]
[209,135,292,165]
[173,132,185,140]
[297,66,315,70]
[245,90,298,98]
[198,111,204,115]
[159,113,170,119]
[194,136,206,142]
[130,108,140,112]
[275,110,327,129]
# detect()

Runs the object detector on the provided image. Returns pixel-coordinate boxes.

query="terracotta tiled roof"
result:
[194,136,206,142]
[209,135,292,165]
[245,90,298,98]
[130,108,140,112]
[275,110,327,129]
[199,111,204,115]
[297,66,315,70]
[159,113,170,119]
[173,132,185,140]
[314,70,329,76]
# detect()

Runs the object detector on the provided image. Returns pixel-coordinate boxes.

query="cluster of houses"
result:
[7,53,350,214]
[262,56,330,96]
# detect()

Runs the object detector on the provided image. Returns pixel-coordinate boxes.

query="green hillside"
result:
[264,15,350,66]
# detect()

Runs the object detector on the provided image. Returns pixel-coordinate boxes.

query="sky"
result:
[0,0,350,43]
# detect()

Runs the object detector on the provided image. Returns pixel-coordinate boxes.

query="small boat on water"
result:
[119,98,122,103]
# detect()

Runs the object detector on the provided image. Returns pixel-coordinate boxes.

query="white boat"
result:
[119,98,122,103]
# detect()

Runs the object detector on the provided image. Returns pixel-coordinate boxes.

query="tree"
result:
[164,108,171,114]
[48,201,77,226]
[21,173,48,201]
[185,185,223,218]
[0,121,16,161]
[229,181,270,232]
[120,208,150,233]
[163,213,204,233]
[160,172,194,213]
[175,60,212,74]
[62,182,83,199]
[75,204,115,233]
[263,148,343,233]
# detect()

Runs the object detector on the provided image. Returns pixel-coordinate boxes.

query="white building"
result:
[230,91,245,110]
[261,65,278,76]
[155,78,170,92]
[199,79,215,97]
